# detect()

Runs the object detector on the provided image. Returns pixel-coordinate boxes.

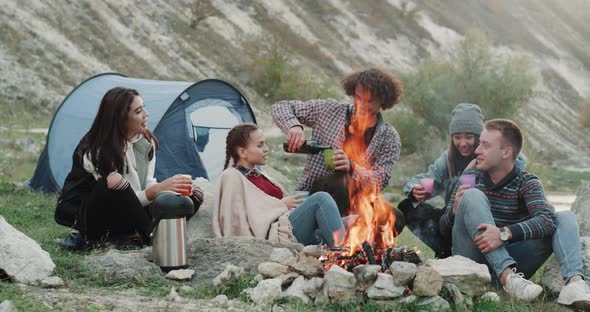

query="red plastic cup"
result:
[179,174,192,196]
[459,174,476,188]
[419,178,435,199]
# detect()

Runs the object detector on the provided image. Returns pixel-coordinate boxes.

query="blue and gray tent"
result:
[29,73,256,193]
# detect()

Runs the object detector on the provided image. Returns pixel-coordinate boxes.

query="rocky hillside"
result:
[2,0,590,167]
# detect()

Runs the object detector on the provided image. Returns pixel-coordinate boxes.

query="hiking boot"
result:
[503,268,543,301]
[557,279,590,310]
[58,231,103,252]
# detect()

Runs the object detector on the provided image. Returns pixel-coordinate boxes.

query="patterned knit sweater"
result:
[440,166,557,242]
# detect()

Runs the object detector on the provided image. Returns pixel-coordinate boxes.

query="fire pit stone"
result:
[301,245,324,258]
[293,256,324,277]
[390,261,417,286]
[366,273,405,300]
[412,266,443,297]
[324,265,360,304]
[257,262,290,278]
[269,248,298,267]
[352,264,380,291]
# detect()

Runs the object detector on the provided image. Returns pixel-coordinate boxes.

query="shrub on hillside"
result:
[241,35,340,103]
[401,30,536,137]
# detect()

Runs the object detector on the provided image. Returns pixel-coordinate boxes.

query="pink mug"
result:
[419,178,435,199]
[459,174,476,188]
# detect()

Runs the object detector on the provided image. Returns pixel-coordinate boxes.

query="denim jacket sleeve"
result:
[402,150,450,199]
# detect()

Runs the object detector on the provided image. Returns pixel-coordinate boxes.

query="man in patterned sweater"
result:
[272,67,404,231]
[442,119,590,307]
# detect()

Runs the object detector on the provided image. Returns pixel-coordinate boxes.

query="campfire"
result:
[321,92,421,271]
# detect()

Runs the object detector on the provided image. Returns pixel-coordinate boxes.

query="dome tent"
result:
[29,73,256,192]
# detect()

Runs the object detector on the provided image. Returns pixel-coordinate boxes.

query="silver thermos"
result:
[151,192,194,271]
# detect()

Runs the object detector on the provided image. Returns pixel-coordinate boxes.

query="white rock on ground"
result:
[0,300,17,312]
[249,278,282,304]
[40,276,64,288]
[269,248,298,266]
[302,277,324,299]
[389,261,416,286]
[212,264,245,287]
[541,257,564,295]
[366,273,405,300]
[0,216,55,284]
[324,265,359,304]
[479,291,500,302]
[416,296,451,311]
[165,288,181,302]
[165,269,195,281]
[440,283,464,306]
[257,262,290,278]
[412,266,443,297]
[426,255,491,297]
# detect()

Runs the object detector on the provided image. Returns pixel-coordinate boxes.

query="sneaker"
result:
[503,268,543,301]
[557,280,590,310]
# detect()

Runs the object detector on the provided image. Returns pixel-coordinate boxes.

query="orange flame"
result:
[338,89,397,255]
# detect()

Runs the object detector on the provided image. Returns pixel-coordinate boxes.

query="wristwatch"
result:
[500,227,510,242]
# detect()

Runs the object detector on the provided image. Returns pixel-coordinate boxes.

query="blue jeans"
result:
[288,192,345,246]
[452,189,584,283]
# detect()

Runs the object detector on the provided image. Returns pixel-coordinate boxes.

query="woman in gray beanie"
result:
[399,103,525,258]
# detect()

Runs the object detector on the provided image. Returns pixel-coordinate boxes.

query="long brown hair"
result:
[82,87,158,178]
[224,123,259,170]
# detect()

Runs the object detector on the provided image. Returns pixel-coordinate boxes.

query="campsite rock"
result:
[399,295,418,304]
[165,288,181,302]
[302,277,324,299]
[412,266,443,297]
[324,265,359,304]
[479,292,500,302]
[572,182,590,236]
[301,245,323,258]
[541,257,564,295]
[269,248,298,266]
[0,300,17,312]
[580,237,590,278]
[179,285,193,293]
[352,264,381,291]
[212,264,245,287]
[440,283,464,306]
[258,262,290,278]
[211,294,229,307]
[277,272,300,288]
[249,278,282,304]
[425,255,491,297]
[187,237,302,284]
[282,276,312,304]
[366,273,405,300]
[389,261,417,286]
[0,216,55,284]
[82,248,161,283]
[187,178,215,239]
[40,276,64,288]
[293,256,324,277]
[165,269,195,281]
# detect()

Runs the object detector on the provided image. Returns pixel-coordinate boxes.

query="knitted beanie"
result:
[449,103,484,135]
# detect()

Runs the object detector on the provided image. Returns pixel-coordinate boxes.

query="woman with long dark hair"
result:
[212,123,345,246]
[56,87,198,250]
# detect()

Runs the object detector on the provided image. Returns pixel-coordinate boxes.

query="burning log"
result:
[361,241,377,265]
[384,246,422,267]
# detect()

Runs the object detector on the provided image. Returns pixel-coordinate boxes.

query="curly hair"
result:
[341,67,403,110]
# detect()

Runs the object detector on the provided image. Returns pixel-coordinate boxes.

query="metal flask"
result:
[151,193,194,271]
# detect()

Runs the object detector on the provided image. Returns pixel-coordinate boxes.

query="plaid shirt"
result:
[272,98,401,191]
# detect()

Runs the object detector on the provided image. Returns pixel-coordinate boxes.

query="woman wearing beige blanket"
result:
[213,123,345,246]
